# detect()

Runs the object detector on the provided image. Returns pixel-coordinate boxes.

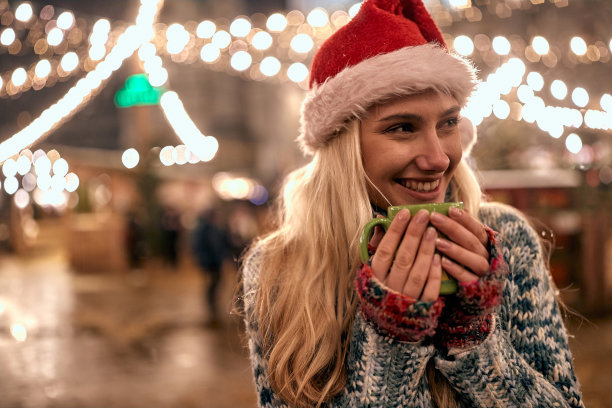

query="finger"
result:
[435,237,490,276]
[385,210,430,292]
[441,256,479,284]
[430,211,489,260]
[400,225,437,299]
[370,209,410,282]
[369,225,384,249]
[421,254,442,302]
[448,207,489,246]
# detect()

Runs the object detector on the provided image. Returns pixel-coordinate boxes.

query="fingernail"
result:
[416,209,429,224]
[449,207,463,217]
[433,253,441,266]
[436,238,450,249]
[425,227,436,240]
[430,212,445,223]
[396,209,409,220]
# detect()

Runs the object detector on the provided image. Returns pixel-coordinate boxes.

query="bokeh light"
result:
[266,13,287,32]
[15,3,34,22]
[12,68,27,87]
[551,79,567,100]
[290,33,314,53]
[52,158,69,176]
[252,31,273,50]
[571,87,589,108]
[532,36,550,55]
[122,148,140,169]
[453,35,474,56]
[229,18,251,38]
[0,28,16,46]
[57,11,75,30]
[197,21,216,39]
[60,52,79,72]
[35,59,52,78]
[260,56,281,77]
[211,30,231,49]
[287,62,308,83]
[492,36,511,55]
[307,8,329,28]
[200,44,220,63]
[47,27,64,47]
[526,72,544,91]
[570,37,587,56]
[565,133,582,154]
[230,51,252,71]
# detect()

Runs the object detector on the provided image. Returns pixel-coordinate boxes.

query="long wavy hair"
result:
[246,115,483,407]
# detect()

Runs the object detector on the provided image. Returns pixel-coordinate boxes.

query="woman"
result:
[242,0,584,406]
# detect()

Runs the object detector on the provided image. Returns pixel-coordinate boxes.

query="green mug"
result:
[359,202,463,295]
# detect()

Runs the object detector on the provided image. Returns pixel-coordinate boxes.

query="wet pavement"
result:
[1,247,610,408]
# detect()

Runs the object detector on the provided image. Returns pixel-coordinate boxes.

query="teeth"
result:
[400,179,439,192]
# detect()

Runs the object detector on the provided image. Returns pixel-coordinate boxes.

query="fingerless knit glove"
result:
[355,264,445,343]
[436,227,509,350]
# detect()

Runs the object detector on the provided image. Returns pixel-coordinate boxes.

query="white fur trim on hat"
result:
[298,43,478,155]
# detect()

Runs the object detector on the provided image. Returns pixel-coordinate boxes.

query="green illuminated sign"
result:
[114,74,166,108]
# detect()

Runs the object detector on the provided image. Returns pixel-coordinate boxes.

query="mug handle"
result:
[359,217,391,264]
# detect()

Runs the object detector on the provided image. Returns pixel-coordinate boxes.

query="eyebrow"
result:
[377,106,461,122]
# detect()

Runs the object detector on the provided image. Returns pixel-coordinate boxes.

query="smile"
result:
[395,179,440,192]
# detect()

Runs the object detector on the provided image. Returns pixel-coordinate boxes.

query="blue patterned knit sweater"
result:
[242,203,584,407]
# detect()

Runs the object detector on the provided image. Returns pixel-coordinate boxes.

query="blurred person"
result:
[192,208,229,326]
[240,0,583,407]
[160,205,181,268]
[227,202,259,262]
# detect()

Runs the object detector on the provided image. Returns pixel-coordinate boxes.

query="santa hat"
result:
[298,0,479,156]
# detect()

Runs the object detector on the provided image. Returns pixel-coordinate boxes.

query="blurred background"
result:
[0,0,610,406]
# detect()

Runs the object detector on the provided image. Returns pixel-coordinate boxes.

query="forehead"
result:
[367,90,459,119]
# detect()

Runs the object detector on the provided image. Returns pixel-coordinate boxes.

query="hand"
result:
[369,209,442,302]
[429,207,490,283]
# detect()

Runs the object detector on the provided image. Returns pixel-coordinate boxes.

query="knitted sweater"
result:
[242,203,584,407]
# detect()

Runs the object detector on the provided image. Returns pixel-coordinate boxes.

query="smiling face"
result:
[360,90,463,208]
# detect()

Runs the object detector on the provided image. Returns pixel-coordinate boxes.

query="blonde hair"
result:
[247,117,483,407]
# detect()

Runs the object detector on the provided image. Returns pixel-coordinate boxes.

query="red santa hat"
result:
[298,0,479,155]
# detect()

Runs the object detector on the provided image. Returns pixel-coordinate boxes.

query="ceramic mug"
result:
[359,202,464,295]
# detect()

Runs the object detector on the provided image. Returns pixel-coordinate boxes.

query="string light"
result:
[287,62,308,83]
[551,79,568,100]
[196,20,216,39]
[200,43,220,63]
[251,31,273,50]
[307,8,329,28]
[570,36,587,55]
[229,17,252,38]
[532,36,550,55]
[11,68,27,87]
[0,0,163,164]
[526,72,544,91]
[290,33,314,53]
[0,28,16,46]
[492,36,511,55]
[453,35,474,56]
[60,52,79,72]
[260,56,281,77]
[571,87,589,108]
[122,148,140,169]
[266,13,287,32]
[231,51,252,71]
[166,23,190,55]
[57,11,75,30]
[47,27,64,47]
[35,59,52,79]
[159,91,219,162]
[211,30,231,49]
[15,2,34,22]
[565,133,582,154]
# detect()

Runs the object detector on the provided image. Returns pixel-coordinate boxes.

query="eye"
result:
[441,117,459,128]
[384,122,415,134]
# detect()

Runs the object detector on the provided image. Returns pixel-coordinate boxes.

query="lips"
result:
[395,178,440,193]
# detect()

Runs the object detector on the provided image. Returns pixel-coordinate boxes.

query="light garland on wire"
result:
[0,0,161,163]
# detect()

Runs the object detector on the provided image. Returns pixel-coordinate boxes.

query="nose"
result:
[414,129,450,172]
